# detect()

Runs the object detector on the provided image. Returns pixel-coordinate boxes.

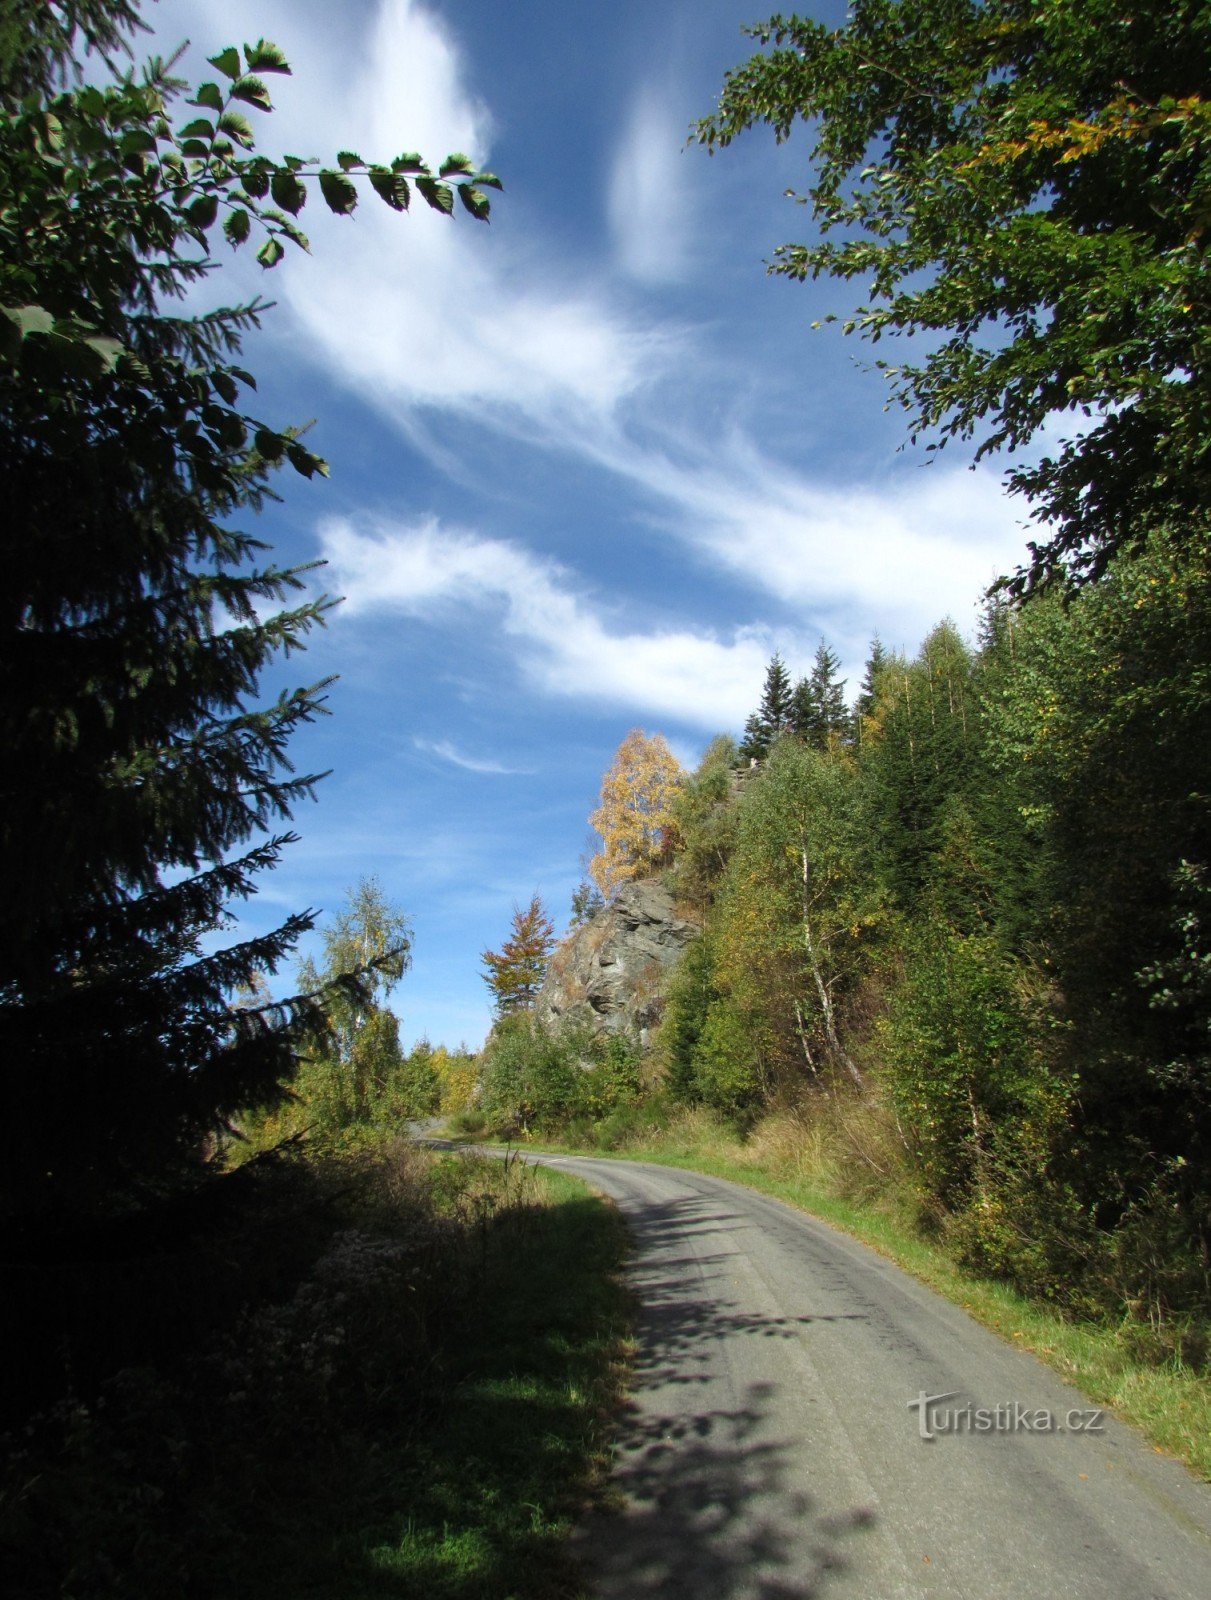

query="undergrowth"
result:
[0,1139,629,1598]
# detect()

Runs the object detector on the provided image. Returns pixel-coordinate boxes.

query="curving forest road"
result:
[529,1155,1211,1600]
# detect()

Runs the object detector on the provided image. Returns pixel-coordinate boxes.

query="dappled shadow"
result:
[573,1190,880,1598]
[578,1383,876,1599]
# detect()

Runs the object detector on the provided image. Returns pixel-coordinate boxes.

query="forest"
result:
[2,0,1209,1590]
[474,545,1210,1367]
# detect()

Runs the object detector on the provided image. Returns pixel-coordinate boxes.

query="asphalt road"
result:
[528,1154,1211,1600]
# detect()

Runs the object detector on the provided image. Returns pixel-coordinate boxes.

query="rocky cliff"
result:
[535,877,700,1047]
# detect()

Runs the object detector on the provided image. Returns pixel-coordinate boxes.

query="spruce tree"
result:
[0,10,495,1228]
[792,641,851,750]
[855,636,890,728]
[739,653,794,761]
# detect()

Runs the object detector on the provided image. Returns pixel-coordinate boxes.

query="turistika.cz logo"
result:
[907,1391,1105,1441]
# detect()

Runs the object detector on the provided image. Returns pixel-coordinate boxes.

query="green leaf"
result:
[84,335,123,371]
[439,152,474,177]
[180,139,210,158]
[415,177,453,215]
[40,111,63,150]
[287,441,328,478]
[224,207,252,247]
[318,170,358,215]
[336,150,363,171]
[270,170,306,214]
[208,47,241,81]
[240,166,270,199]
[278,219,310,251]
[231,75,273,112]
[119,129,156,157]
[473,171,503,191]
[254,428,286,461]
[193,81,224,112]
[218,109,255,148]
[3,304,56,339]
[391,151,427,173]
[244,38,290,74]
[211,369,239,404]
[458,185,490,221]
[256,236,285,269]
[45,331,108,378]
[188,194,219,230]
[178,118,214,140]
[369,168,410,211]
[231,367,257,390]
[214,411,248,450]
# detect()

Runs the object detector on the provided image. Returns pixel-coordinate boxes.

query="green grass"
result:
[221,1162,631,1600]
[0,1149,632,1600]
[494,1121,1211,1483]
[357,1166,630,1599]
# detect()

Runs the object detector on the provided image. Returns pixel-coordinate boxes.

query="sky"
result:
[146,0,1035,1049]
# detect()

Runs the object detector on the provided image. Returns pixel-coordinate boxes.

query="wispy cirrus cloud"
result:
[413,738,534,776]
[320,515,777,729]
[159,0,1028,656]
[608,80,698,285]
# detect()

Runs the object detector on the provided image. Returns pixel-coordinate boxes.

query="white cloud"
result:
[156,0,1031,660]
[604,436,1028,648]
[608,82,696,284]
[413,738,533,776]
[320,516,775,729]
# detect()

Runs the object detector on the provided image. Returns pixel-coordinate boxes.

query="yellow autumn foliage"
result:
[588,729,684,899]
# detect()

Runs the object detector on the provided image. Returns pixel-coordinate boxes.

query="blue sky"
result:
[150,0,1032,1049]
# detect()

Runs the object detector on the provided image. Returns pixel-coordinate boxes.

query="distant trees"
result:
[294,878,412,1129]
[792,642,851,750]
[739,654,794,761]
[738,643,853,761]
[588,730,684,898]
[643,0,1211,1350]
[569,879,605,927]
[481,895,557,1017]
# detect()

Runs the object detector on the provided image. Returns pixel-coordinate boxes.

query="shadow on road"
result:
[577,1192,879,1598]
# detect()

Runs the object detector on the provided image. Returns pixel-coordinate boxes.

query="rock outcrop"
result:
[535,877,700,1047]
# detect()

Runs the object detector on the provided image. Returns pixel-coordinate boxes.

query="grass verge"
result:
[488,1114,1211,1483]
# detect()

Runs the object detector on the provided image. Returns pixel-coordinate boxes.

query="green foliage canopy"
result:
[697,0,1211,593]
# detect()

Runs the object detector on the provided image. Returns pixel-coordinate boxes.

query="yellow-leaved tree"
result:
[588,730,684,899]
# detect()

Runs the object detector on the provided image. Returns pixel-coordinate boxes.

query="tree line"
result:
[473,0,1211,1357]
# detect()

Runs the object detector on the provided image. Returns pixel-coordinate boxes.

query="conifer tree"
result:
[0,8,496,1226]
[481,896,557,1017]
[739,653,794,761]
[855,636,890,733]
[792,641,851,750]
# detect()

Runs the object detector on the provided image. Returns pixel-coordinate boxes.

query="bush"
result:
[478,1014,646,1134]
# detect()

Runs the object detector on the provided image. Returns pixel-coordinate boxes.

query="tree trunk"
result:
[799,842,863,1088]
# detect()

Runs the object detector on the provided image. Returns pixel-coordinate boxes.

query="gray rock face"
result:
[536,877,700,1047]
